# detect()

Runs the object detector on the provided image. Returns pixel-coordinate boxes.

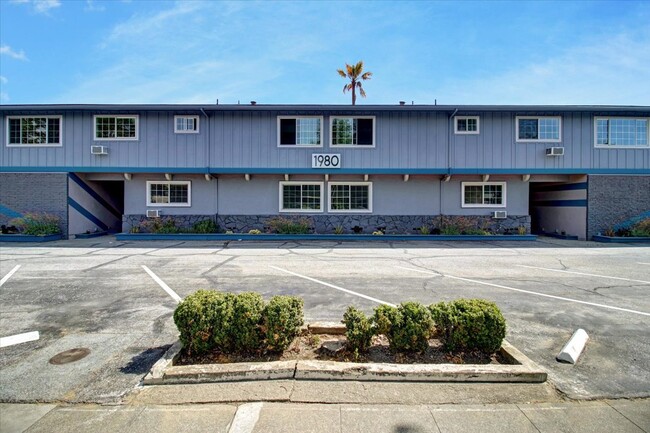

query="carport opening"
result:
[529,179,587,240]
[68,174,125,235]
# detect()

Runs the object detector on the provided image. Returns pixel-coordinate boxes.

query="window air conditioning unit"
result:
[545,147,564,156]
[492,211,507,219]
[146,209,161,218]
[91,145,108,155]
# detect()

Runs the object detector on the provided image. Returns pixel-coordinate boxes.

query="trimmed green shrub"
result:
[430,299,506,353]
[631,218,650,237]
[192,219,218,233]
[373,302,434,352]
[266,216,312,234]
[9,212,62,236]
[211,292,236,350]
[262,295,304,352]
[173,290,224,355]
[343,306,374,353]
[230,292,265,352]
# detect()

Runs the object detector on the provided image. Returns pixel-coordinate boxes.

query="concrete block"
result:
[341,405,440,433]
[431,404,538,433]
[162,360,297,384]
[556,329,589,364]
[0,404,56,433]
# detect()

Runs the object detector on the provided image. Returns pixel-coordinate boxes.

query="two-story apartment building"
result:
[1,104,649,240]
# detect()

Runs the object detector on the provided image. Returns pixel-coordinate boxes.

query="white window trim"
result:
[327,181,373,213]
[461,182,506,208]
[277,116,324,148]
[279,181,324,213]
[329,116,376,148]
[94,115,139,141]
[146,181,191,207]
[593,117,650,149]
[174,115,200,134]
[454,116,480,135]
[515,116,562,143]
[6,115,63,147]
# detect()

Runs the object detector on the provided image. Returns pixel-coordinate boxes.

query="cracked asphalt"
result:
[0,236,648,403]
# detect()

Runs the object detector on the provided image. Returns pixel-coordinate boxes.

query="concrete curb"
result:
[116,233,538,242]
[144,338,547,385]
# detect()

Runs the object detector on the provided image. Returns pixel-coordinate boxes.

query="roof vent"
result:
[399,101,405,106]
[251,101,257,105]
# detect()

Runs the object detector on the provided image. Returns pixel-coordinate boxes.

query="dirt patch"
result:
[175,334,510,366]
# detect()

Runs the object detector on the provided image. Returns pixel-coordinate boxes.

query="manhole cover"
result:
[49,348,90,365]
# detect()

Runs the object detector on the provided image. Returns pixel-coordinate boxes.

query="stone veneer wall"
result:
[123,214,217,233]
[0,173,68,236]
[587,175,650,238]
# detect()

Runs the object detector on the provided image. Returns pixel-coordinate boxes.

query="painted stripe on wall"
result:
[532,182,588,192]
[0,204,23,219]
[67,197,109,231]
[533,200,587,207]
[68,173,121,218]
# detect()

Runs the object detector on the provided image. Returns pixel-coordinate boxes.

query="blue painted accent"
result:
[0,204,23,219]
[2,166,650,175]
[532,182,587,192]
[68,173,121,219]
[0,234,63,242]
[592,235,650,243]
[533,200,587,207]
[116,233,538,242]
[67,198,109,231]
[613,211,650,231]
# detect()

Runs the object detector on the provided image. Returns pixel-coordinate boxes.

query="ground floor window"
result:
[279,182,323,212]
[328,182,372,212]
[147,181,191,206]
[462,182,506,207]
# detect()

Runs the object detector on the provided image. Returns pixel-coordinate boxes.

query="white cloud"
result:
[10,0,60,14]
[0,76,8,84]
[0,44,28,61]
[0,92,9,102]
[85,0,105,12]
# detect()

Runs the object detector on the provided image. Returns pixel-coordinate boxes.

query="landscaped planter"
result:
[116,233,538,242]
[592,235,650,243]
[0,234,63,242]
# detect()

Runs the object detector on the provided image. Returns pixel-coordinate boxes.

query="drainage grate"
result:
[49,348,91,365]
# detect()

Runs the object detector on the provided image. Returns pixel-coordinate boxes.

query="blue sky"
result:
[1,0,649,105]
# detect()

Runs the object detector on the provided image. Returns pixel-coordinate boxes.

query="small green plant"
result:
[192,219,218,234]
[517,226,527,235]
[157,217,180,234]
[373,304,398,335]
[129,225,140,233]
[307,333,321,348]
[430,299,506,353]
[262,295,304,352]
[419,225,431,235]
[372,230,384,235]
[266,216,312,234]
[9,212,61,236]
[373,302,433,352]
[173,290,225,355]
[604,227,616,237]
[630,218,650,237]
[248,229,262,235]
[333,225,344,235]
[225,230,234,234]
[342,306,374,353]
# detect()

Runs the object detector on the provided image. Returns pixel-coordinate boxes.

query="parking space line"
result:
[228,402,263,433]
[0,331,39,348]
[395,266,650,317]
[141,265,183,303]
[516,264,650,285]
[269,265,396,307]
[0,265,21,287]
[638,263,650,266]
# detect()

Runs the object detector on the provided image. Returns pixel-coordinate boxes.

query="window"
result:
[279,182,323,212]
[7,116,62,146]
[94,115,138,140]
[516,116,561,142]
[462,182,506,208]
[454,116,480,134]
[174,116,199,133]
[330,117,375,147]
[147,181,191,207]
[595,117,649,148]
[328,182,372,212]
[278,117,322,146]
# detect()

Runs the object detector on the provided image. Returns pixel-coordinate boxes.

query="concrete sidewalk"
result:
[1,399,648,433]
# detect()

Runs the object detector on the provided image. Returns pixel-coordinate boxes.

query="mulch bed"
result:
[175,334,510,366]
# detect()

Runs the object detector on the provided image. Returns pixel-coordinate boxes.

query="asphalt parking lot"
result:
[0,236,649,403]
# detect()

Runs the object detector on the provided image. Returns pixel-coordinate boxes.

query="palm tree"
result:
[337,61,372,105]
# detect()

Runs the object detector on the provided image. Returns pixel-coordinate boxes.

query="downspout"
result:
[441,108,458,221]
[200,108,217,216]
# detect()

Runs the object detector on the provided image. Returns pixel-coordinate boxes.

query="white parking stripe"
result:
[141,265,183,303]
[516,264,650,285]
[395,266,650,317]
[638,263,650,266]
[228,402,263,433]
[270,265,396,307]
[0,331,39,348]
[0,265,21,287]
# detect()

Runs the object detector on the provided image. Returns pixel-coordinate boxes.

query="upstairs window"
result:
[7,116,62,146]
[330,117,375,147]
[94,115,138,140]
[454,116,480,134]
[278,117,322,146]
[595,117,649,148]
[516,116,561,142]
[462,182,506,208]
[147,181,191,207]
[174,116,199,133]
